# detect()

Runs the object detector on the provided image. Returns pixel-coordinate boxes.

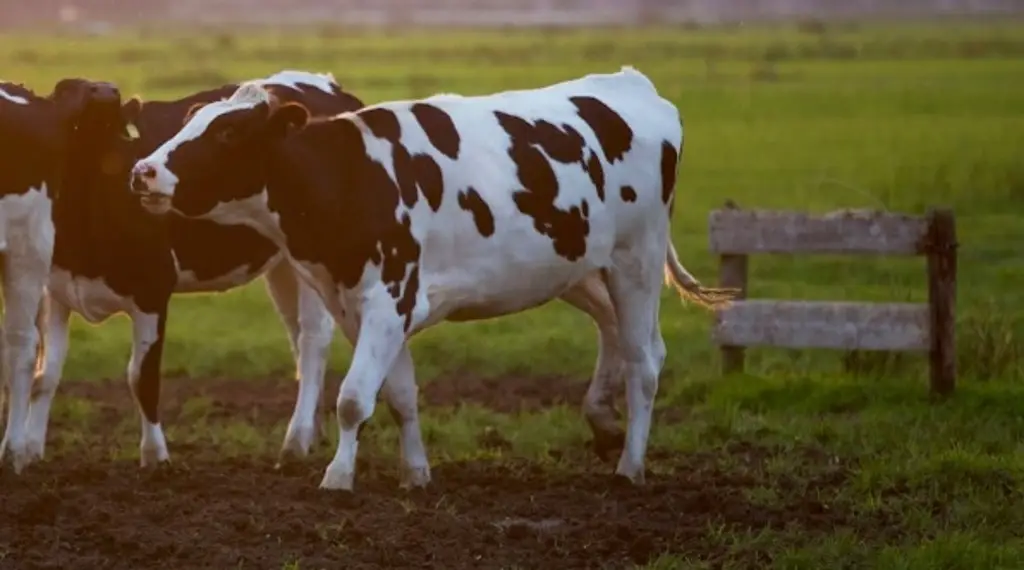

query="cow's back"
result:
[349,67,678,325]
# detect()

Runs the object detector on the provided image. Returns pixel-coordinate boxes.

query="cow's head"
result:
[54,80,145,190]
[48,78,122,129]
[129,83,310,217]
[0,78,121,146]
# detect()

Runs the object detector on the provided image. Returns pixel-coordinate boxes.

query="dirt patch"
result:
[65,375,310,426]
[62,371,591,425]
[421,370,589,413]
[0,448,860,570]
[0,376,883,569]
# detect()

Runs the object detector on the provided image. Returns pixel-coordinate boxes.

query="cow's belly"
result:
[420,228,612,326]
[173,253,280,293]
[48,268,135,323]
[169,216,282,293]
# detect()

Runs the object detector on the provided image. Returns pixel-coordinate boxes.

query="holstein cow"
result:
[129,66,739,491]
[24,71,364,469]
[0,78,122,472]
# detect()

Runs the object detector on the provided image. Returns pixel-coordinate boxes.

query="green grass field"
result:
[3,19,1024,569]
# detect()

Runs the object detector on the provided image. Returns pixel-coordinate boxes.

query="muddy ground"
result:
[0,374,873,569]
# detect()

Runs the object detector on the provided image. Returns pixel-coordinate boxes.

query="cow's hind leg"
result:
[381,343,430,489]
[605,234,669,485]
[128,306,170,466]
[24,294,71,460]
[560,271,626,461]
[266,261,335,458]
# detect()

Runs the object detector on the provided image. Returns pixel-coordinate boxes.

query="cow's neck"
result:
[54,132,165,272]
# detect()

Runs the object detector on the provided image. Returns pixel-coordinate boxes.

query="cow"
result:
[0,78,123,472]
[21,71,365,471]
[128,66,739,491]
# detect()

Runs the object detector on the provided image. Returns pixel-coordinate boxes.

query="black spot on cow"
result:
[569,96,634,164]
[584,151,605,201]
[532,121,586,163]
[410,103,461,160]
[360,107,402,142]
[497,115,589,261]
[413,155,443,211]
[392,144,418,208]
[495,112,586,165]
[581,200,589,217]
[379,212,422,331]
[660,140,678,210]
[458,187,495,237]
[391,142,444,212]
[620,185,637,202]
[395,265,420,331]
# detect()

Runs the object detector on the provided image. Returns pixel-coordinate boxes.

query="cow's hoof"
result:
[281,423,317,459]
[1,440,35,474]
[139,446,171,468]
[24,438,45,463]
[399,465,431,490]
[319,466,355,491]
[613,463,646,486]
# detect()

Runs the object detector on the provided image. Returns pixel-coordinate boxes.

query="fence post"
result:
[718,200,748,375]
[926,208,957,396]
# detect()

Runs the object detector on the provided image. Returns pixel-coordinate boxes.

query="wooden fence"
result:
[708,201,958,395]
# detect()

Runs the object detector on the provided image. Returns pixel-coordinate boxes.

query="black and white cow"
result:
[0,78,123,472]
[129,66,739,491]
[22,71,364,470]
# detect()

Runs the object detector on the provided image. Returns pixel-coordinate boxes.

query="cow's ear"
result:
[122,96,143,123]
[265,102,310,140]
[121,97,143,140]
[183,102,206,125]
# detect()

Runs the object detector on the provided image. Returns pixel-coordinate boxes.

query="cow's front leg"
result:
[0,252,49,473]
[329,313,430,489]
[128,307,170,466]
[320,305,406,492]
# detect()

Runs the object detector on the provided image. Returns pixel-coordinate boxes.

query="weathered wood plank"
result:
[718,252,748,374]
[926,208,958,395]
[708,208,930,255]
[713,300,930,351]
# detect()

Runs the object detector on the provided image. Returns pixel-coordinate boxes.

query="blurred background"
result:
[5,0,1024,31]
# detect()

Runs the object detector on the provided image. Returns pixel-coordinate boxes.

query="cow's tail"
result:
[663,240,740,310]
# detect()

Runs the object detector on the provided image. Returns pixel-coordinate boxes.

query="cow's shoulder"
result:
[278,115,423,328]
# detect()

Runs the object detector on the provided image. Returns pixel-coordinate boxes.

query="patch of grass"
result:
[4,19,1023,568]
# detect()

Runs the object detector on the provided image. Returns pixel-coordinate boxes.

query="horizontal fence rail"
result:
[710,202,957,395]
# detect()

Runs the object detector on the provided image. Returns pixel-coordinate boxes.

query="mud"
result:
[0,375,872,569]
